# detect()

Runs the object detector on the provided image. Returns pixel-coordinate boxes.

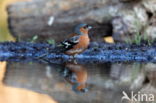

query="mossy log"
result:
[0,42,156,64]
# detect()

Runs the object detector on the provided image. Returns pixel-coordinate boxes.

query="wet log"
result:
[0,42,156,63]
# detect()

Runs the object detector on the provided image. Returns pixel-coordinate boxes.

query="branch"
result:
[0,42,156,64]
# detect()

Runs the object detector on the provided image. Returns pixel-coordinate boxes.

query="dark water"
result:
[3,62,156,103]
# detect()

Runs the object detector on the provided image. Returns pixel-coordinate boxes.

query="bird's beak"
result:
[81,88,88,93]
[87,26,92,30]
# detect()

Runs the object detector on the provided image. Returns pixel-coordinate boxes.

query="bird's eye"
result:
[83,25,89,29]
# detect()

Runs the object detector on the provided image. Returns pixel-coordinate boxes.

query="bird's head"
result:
[72,83,88,93]
[74,23,92,35]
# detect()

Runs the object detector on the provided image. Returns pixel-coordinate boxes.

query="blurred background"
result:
[0,0,156,103]
[0,0,56,103]
[0,0,17,41]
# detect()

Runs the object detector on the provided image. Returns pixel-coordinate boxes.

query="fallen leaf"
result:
[104,36,114,43]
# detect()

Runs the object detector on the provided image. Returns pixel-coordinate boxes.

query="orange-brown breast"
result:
[65,34,90,55]
[66,63,88,85]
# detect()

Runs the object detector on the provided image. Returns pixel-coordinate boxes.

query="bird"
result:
[63,62,88,93]
[61,23,92,56]
[37,23,92,59]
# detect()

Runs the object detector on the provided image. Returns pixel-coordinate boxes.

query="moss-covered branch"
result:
[0,42,156,64]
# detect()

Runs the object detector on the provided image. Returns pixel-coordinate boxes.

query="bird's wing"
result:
[61,35,80,50]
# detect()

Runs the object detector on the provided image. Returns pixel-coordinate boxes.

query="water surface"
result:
[3,61,156,103]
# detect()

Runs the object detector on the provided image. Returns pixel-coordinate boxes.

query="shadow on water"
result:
[3,60,156,103]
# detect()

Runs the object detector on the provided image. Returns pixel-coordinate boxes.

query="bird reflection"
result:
[59,62,88,93]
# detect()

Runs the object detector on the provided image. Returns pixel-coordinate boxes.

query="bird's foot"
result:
[73,54,78,59]
[68,54,78,64]
[73,60,77,64]
[68,56,74,61]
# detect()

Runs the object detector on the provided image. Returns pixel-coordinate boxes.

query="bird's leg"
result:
[73,54,78,64]
[73,59,78,64]
[68,55,74,61]
[73,54,78,59]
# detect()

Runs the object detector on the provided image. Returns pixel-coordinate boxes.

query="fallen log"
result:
[0,42,156,63]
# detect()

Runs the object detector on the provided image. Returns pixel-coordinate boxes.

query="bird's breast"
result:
[75,35,90,48]
[65,35,90,55]
[77,35,90,48]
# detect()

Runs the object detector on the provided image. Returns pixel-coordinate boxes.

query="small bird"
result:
[61,23,92,56]
[37,23,92,59]
[63,62,88,93]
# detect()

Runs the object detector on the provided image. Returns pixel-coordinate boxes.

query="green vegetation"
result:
[126,20,154,45]
[47,39,55,45]
[126,33,154,45]
[132,32,142,45]
[30,35,38,43]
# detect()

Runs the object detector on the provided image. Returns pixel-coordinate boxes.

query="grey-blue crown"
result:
[74,23,92,35]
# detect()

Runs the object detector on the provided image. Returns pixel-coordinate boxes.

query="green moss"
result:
[29,35,38,43]
[126,33,154,45]
[126,20,154,45]
[47,39,55,45]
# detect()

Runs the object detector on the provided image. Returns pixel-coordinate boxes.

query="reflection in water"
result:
[0,62,57,103]
[3,62,156,103]
[61,62,88,93]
